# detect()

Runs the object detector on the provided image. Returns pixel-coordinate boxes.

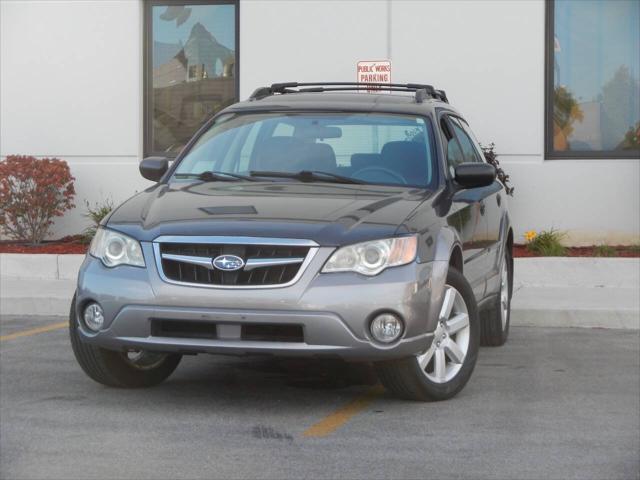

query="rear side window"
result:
[454,117,486,162]
[449,117,482,163]
[441,117,465,176]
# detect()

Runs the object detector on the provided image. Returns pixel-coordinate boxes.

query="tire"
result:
[69,294,182,388]
[480,247,513,347]
[375,268,480,401]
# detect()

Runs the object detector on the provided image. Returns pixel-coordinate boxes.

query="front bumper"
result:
[75,243,448,361]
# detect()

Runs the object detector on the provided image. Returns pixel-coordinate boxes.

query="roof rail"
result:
[248,82,449,103]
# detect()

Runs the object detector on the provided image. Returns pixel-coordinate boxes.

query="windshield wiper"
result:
[249,170,366,185]
[176,171,258,182]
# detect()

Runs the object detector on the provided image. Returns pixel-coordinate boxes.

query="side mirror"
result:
[454,163,496,189]
[140,157,168,182]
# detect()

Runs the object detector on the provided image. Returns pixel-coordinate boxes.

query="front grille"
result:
[154,237,316,287]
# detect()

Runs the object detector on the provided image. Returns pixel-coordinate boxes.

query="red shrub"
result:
[0,155,76,244]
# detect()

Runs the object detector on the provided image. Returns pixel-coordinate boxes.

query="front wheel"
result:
[69,295,182,388]
[375,268,480,401]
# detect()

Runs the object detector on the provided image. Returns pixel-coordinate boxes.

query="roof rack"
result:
[248,82,449,104]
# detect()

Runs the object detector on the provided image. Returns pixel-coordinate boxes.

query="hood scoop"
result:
[200,206,258,215]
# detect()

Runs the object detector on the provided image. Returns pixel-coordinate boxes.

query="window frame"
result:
[544,0,640,160]
[143,0,240,158]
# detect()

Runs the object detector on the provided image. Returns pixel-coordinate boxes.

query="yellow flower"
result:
[524,230,537,243]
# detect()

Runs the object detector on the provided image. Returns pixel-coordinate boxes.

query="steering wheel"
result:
[352,166,408,185]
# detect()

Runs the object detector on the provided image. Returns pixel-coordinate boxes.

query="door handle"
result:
[479,200,486,215]
[497,194,501,206]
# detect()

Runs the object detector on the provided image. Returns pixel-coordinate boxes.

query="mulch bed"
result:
[1,238,638,258]
[513,244,639,258]
[0,236,88,254]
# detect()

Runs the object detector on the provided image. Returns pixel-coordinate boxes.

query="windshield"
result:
[173,112,436,188]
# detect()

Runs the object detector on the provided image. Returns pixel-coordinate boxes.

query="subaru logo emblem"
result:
[212,254,245,272]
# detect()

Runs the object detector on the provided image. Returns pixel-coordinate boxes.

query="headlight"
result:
[89,228,145,268]
[322,236,417,276]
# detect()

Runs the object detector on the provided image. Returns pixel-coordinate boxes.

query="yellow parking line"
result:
[303,384,385,437]
[0,322,67,341]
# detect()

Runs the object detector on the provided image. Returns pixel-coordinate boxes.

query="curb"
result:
[0,254,85,280]
[0,278,76,316]
[511,309,638,330]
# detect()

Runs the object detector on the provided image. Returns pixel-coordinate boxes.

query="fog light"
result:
[370,313,403,343]
[83,303,104,332]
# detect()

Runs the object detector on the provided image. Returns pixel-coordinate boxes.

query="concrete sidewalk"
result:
[1,254,638,328]
[511,258,639,329]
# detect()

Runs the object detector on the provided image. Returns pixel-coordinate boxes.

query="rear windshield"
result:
[173,112,436,188]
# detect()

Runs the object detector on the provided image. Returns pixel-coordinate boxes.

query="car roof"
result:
[225,91,460,117]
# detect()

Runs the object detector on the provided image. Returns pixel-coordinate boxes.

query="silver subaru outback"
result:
[70,82,513,401]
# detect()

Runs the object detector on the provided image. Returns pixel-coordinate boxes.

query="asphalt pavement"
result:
[0,316,638,480]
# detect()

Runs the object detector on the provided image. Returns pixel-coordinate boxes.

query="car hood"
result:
[106,181,436,246]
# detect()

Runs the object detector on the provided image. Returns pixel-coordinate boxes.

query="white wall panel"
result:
[1,0,145,238]
[0,0,141,156]
[239,0,389,98]
[390,0,544,156]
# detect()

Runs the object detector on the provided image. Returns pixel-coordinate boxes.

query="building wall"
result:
[0,0,151,237]
[1,0,638,245]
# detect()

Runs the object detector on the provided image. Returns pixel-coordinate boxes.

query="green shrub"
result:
[82,198,113,244]
[526,229,567,256]
[593,244,617,257]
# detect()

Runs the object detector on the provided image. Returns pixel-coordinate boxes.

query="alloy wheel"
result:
[417,285,470,384]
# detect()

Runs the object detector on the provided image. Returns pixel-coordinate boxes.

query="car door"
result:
[440,114,487,300]
[449,116,504,288]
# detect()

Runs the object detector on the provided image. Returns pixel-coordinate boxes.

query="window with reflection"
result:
[145,1,238,156]
[546,0,640,158]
